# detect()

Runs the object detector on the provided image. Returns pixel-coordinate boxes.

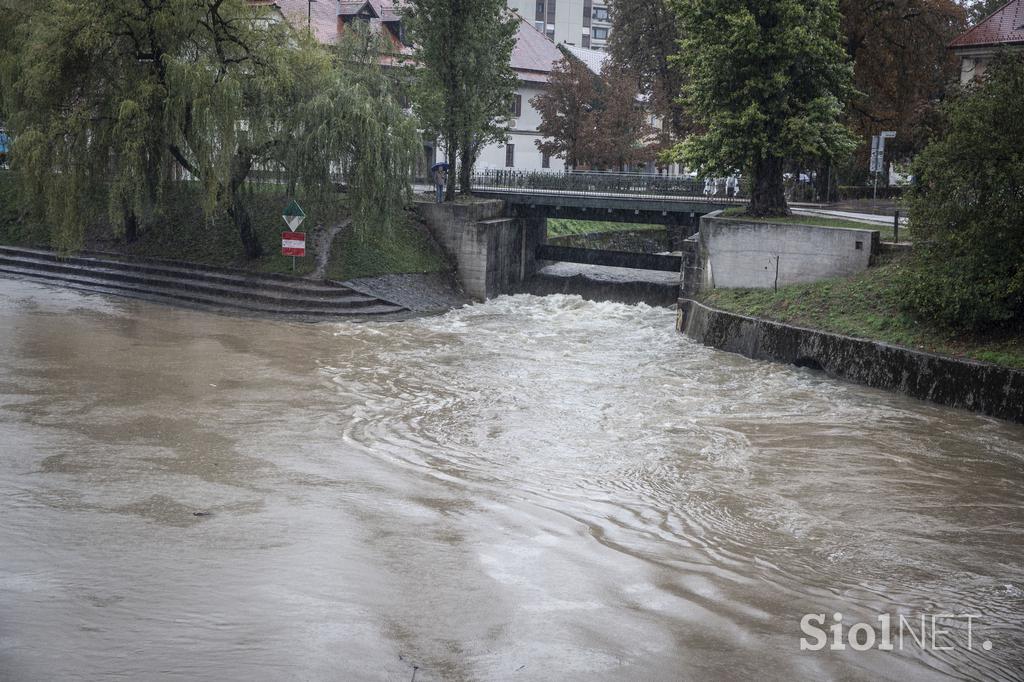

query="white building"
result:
[475,18,568,172]
[255,0,571,173]
[949,0,1024,84]
[506,0,612,50]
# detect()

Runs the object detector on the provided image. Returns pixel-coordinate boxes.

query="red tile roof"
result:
[950,0,1024,48]
[255,2,560,80]
[272,0,344,44]
[510,15,564,83]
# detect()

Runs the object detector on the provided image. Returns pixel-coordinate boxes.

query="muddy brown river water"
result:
[0,277,1022,681]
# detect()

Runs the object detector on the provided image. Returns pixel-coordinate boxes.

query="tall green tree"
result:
[3,0,416,258]
[403,0,518,198]
[901,54,1024,331]
[668,0,856,215]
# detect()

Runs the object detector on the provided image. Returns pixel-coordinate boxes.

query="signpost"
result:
[870,131,896,200]
[281,200,306,271]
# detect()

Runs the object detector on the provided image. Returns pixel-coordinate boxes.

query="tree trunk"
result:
[229,153,262,259]
[444,136,457,202]
[229,194,262,260]
[123,207,139,245]
[458,143,473,195]
[748,156,788,216]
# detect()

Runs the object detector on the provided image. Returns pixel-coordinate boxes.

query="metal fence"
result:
[470,169,747,201]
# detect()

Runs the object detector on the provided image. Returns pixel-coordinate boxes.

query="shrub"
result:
[901,54,1024,331]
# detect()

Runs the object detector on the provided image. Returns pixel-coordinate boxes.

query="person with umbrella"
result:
[431,162,448,203]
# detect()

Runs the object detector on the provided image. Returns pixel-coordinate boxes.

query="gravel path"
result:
[341,272,469,313]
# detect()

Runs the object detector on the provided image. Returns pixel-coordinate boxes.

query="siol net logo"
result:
[800,613,992,652]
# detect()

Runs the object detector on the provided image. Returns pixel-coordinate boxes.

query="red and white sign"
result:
[281,231,306,257]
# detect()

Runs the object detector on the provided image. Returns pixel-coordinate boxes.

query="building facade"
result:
[506,0,612,50]
[950,0,1024,84]
[263,0,568,173]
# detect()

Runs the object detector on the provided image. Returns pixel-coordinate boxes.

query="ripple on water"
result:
[2,285,1023,680]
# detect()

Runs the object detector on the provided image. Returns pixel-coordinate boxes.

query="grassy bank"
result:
[0,173,447,281]
[720,207,902,241]
[547,218,663,237]
[700,252,1024,369]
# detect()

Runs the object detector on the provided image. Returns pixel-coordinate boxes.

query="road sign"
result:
[282,200,305,230]
[281,231,306,257]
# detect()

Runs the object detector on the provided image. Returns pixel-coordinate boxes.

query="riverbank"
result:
[0,174,449,282]
[699,251,1024,370]
[678,298,1024,423]
[0,173,464,314]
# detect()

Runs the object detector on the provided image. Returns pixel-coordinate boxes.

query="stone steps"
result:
[0,246,408,317]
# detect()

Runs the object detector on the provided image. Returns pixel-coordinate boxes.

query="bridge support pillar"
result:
[415,199,544,300]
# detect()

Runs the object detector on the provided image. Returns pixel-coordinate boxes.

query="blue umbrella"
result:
[430,162,449,172]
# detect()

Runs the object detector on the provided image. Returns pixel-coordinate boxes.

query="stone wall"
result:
[697,212,879,290]
[678,299,1024,423]
[415,200,545,300]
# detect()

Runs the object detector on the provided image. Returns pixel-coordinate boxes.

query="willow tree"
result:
[403,0,519,198]
[668,0,856,216]
[5,0,417,258]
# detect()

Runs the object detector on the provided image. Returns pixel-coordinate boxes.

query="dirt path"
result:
[306,219,351,280]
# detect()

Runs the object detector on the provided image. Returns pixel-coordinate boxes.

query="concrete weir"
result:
[416,198,685,306]
[678,298,1024,423]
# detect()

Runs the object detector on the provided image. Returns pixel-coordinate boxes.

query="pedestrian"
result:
[433,164,447,203]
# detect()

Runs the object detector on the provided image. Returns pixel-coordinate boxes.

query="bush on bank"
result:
[902,54,1024,332]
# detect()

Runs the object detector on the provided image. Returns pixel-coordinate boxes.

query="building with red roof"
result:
[950,0,1024,83]
[252,1,569,171]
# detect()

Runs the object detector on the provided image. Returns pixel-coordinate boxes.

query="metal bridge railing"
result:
[470,169,748,202]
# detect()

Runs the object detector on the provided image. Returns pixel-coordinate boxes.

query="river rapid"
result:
[0,277,1022,681]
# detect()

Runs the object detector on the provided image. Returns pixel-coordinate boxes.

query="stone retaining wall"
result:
[678,299,1024,423]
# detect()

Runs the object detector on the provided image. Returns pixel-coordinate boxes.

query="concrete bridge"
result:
[415,172,750,303]
[470,170,745,235]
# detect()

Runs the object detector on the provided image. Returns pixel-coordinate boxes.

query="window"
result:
[511,94,522,118]
[582,35,590,48]
[536,1,545,20]
[592,7,609,21]
[592,27,608,40]
[505,144,515,168]
[542,153,550,169]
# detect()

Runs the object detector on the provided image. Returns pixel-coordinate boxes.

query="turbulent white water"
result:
[0,278,1022,681]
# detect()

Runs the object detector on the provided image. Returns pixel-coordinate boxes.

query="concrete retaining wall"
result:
[698,212,879,290]
[415,200,545,300]
[677,299,1024,423]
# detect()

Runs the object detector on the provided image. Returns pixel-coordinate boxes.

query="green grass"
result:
[547,218,663,237]
[0,174,447,281]
[720,206,903,241]
[700,252,1024,369]
[326,218,447,280]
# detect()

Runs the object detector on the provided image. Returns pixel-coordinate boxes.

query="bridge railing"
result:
[470,169,748,201]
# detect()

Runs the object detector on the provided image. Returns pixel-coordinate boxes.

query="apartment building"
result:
[506,0,612,49]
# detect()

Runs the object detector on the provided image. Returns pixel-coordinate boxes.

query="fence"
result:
[470,169,747,201]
